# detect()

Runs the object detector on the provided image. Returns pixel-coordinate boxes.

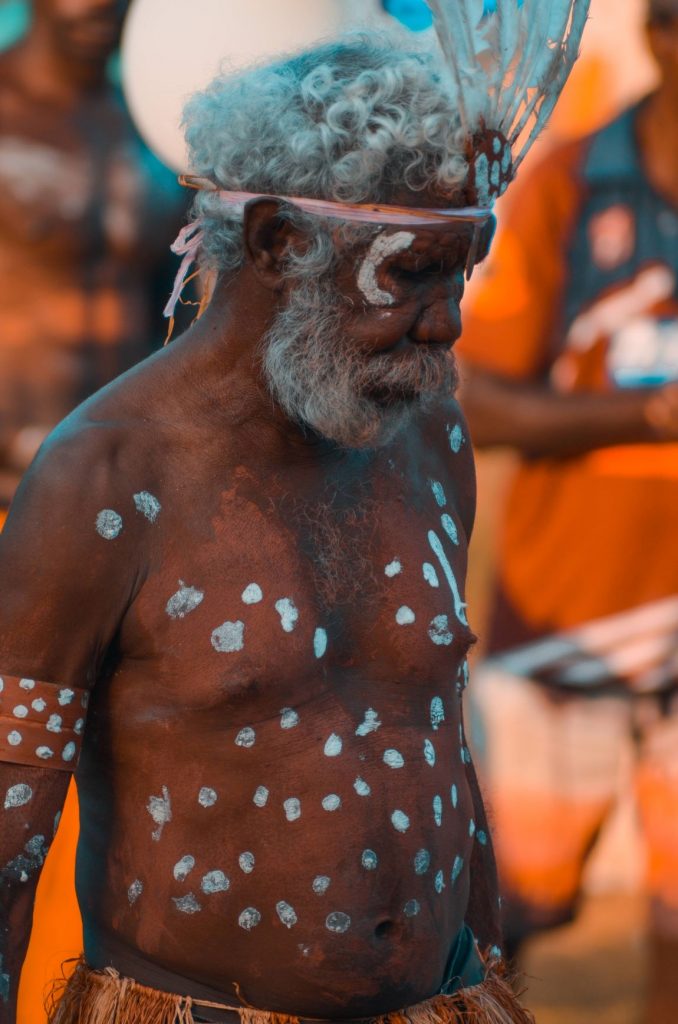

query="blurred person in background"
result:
[0,0,184,511]
[459,0,678,1020]
[0,1,185,1018]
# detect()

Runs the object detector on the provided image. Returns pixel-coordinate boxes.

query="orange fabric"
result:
[0,508,82,1024]
[459,137,678,635]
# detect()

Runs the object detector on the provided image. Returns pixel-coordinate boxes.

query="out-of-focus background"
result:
[1,1,671,1023]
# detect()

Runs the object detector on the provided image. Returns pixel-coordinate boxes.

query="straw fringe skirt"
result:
[47,958,535,1024]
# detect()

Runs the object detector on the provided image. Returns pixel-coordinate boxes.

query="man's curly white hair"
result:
[183,34,468,276]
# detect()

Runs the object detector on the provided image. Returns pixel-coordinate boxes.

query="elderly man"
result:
[0,11,584,1021]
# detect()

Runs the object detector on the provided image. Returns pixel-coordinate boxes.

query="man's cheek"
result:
[348,307,419,351]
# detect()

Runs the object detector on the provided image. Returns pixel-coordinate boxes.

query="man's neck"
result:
[4,26,109,106]
[637,88,678,208]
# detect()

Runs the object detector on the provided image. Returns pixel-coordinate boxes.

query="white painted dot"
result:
[430,696,445,730]
[404,899,420,917]
[74,718,85,735]
[433,795,443,827]
[0,677,3,692]
[469,818,476,837]
[13,705,28,719]
[284,797,301,822]
[448,423,464,453]
[19,678,35,690]
[166,584,204,619]
[383,749,404,769]
[384,559,402,578]
[253,786,269,808]
[46,714,62,733]
[322,794,341,812]
[314,627,328,659]
[280,708,299,730]
[211,621,245,653]
[62,742,77,762]
[461,746,472,765]
[239,852,255,873]
[7,731,22,746]
[133,491,161,522]
[96,509,123,539]
[4,784,32,809]
[362,849,378,870]
[128,879,143,904]
[241,583,263,605]
[355,708,381,736]
[451,856,464,883]
[441,513,459,546]
[391,810,410,833]
[325,912,351,934]
[451,784,458,808]
[239,907,262,930]
[53,810,61,835]
[58,689,75,706]
[276,901,298,928]
[36,746,54,759]
[423,563,440,588]
[235,727,255,748]
[313,875,331,894]
[324,733,342,757]
[429,615,453,646]
[478,830,488,846]
[414,849,430,875]
[173,855,195,881]
[201,870,230,894]
[435,870,445,893]
[198,787,218,808]
[275,597,299,633]
[30,698,46,713]
[353,776,371,797]
[395,606,416,626]
[430,480,447,507]
[173,893,201,914]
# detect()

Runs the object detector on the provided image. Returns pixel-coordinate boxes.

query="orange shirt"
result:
[459,106,678,645]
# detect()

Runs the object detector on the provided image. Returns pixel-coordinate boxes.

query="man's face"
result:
[263,216,495,450]
[36,0,128,63]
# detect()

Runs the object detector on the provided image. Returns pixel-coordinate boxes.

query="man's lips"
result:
[373,332,460,356]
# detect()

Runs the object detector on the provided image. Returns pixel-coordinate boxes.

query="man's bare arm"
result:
[460,364,678,458]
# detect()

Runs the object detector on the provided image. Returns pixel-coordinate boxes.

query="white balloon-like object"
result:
[121,0,394,172]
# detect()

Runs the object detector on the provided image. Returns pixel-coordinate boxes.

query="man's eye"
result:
[394,261,446,281]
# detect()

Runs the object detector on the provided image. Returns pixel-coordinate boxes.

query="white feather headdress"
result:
[425,0,591,204]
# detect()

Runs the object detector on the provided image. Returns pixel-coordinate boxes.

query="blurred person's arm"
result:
[458,137,677,457]
[0,430,136,1022]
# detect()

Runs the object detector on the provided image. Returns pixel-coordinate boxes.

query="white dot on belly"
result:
[391,810,410,833]
[433,795,443,827]
[173,893,201,914]
[451,856,464,883]
[324,734,343,757]
[201,870,230,894]
[424,740,436,766]
[434,870,445,893]
[414,849,430,875]
[239,907,262,930]
[198,787,218,808]
[429,615,454,646]
[284,797,301,822]
[450,784,458,808]
[211,620,245,653]
[128,879,143,904]
[362,850,378,870]
[326,912,351,934]
[354,776,371,797]
[384,559,402,578]
[242,583,263,605]
[253,786,270,808]
[96,509,123,540]
[12,705,28,719]
[280,708,300,729]
[469,819,476,837]
[383,749,405,769]
[276,901,298,928]
[173,855,195,881]
[239,852,255,873]
[395,606,416,626]
[275,598,299,633]
[313,875,331,894]
[7,731,22,746]
[235,727,256,748]
[430,697,445,730]
[355,708,381,736]
[403,899,420,917]
[322,794,341,812]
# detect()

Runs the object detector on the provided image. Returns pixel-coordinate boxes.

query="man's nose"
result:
[408,277,464,344]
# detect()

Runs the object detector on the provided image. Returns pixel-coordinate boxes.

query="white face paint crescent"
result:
[357,231,416,307]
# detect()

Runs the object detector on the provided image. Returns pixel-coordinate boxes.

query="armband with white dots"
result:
[0,674,88,770]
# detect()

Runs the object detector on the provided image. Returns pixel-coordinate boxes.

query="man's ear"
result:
[243,198,306,292]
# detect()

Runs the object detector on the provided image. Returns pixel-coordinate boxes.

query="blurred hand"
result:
[645,382,678,440]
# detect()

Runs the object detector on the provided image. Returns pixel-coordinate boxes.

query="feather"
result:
[424,0,591,190]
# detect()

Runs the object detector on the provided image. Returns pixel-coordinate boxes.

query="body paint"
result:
[253,786,269,807]
[423,740,436,766]
[414,849,430,875]
[284,797,301,822]
[242,583,263,605]
[441,514,459,546]
[239,852,255,873]
[433,795,443,827]
[147,785,171,842]
[239,907,262,930]
[211,621,245,653]
[383,749,405,769]
[429,615,453,646]
[133,491,161,523]
[357,231,416,307]
[128,880,143,904]
[391,810,410,833]
[355,709,381,736]
[324,734,342,757]
[435,870,445,893]
[166,583,204,619]
[280,708,299,730]
[384,559,402,578]
[275,598,299,633]
[321,794,341,811]
[314,627,328,659]
[354,776,371,797]
[362,850,378,870]
[428,531,468,625]
[313,875,331,894]
[201,870,230,894]
[430,481,447,508]
[395,606,416,626]
[404,899,420,917]
[173,855,195,881]
[448,423,464,453]
[451,856,464,883]
[4,783,32,809]
[235,727,256,748]
[325,912,351,934]
[198,787,217,808]
[173,893,201,914]
[276,901,298,928]
[430,697,445,730]
[96,509,122,539]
